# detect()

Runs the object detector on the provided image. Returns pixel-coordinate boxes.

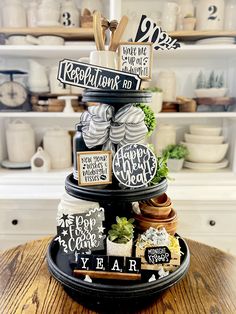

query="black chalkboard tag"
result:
[113,143,157,188]
[57,59,142,90]
[134,15,180,51]
[144,246,171,264]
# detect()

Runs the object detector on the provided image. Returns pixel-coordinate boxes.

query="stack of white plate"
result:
[182,125,229,170]
[196,37,235,45]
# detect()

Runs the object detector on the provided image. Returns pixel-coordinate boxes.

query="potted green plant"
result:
[144,87,163,114]
[183,14,196,31]
[107,216,135,257]
[162,144,188,172]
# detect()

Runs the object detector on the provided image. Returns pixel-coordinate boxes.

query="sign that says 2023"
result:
[113,144,157,188]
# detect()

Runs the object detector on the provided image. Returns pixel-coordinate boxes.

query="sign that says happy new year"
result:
[56,208,106,254]
[57,59,142,90]
[112,144,157,188]
[135,15,180,51]
[118,42,153,80]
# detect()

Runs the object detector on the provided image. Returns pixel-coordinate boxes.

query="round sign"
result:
[112,143,157,188]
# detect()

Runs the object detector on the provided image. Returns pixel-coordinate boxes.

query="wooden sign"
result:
[113,144,157,188]
[73,254,141,281]
[77,151,112,186]
[57,59,142,90]
[145,247,171,264]
[56,207,106,254]
[134,15,180,50]
[118,42,153,80]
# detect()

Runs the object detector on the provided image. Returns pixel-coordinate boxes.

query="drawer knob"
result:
[11,219,18,226]
[209,220,216,226]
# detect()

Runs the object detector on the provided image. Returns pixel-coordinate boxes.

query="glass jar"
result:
[157,71,176,102]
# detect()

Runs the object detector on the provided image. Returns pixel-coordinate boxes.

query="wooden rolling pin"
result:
[109,16,129,52]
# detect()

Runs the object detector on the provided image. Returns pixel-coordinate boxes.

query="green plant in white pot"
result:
[107,216,135,257]
[162,144,189,172]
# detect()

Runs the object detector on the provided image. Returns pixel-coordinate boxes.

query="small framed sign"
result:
[118,42,153,80]
[77,151,112,186]
[145,247,171,264]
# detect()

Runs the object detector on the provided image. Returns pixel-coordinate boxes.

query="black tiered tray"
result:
[47,236,190,312]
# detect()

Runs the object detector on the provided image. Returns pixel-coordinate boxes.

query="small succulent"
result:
[108,217,135,244]
[162,144,189,160]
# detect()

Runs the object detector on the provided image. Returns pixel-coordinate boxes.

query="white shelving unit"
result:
[0,0,236,253]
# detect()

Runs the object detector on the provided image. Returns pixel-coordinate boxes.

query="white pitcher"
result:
[28,60,49,93]
[196,0,225,30]
[161,2,180,32]
[2,0,27,27]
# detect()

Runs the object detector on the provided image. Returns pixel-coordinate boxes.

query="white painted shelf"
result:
[0,44,235,59]
[0,112,83,118]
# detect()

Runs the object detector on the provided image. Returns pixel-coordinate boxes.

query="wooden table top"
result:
[0,237,236,314]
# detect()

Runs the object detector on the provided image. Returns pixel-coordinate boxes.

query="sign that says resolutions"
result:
[113,143,157,188]
[57,59,142,90]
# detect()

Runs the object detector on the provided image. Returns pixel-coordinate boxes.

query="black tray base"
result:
[47,236,190,312]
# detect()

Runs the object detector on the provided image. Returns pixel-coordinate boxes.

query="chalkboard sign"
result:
[145,246,171,264]
[57,59,142,90]
[56,207,106,254]
[112,143,157,188]
[118,42,153,80]
[77,151,112,186]
[134,15,180,51]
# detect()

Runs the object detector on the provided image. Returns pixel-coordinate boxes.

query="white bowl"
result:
[194,88,227,98]
[185,133,224,144]
[190,125,222,136]
[181,141,229,163]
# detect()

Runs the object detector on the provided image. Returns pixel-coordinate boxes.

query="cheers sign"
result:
[113,144,157,188]
[57,59,142,90]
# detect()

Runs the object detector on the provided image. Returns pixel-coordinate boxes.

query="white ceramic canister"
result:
[157,71,176,102]
[224,0,236,30]
[148,91,163,114]
[6,120,36,163]
[37,0,60,26]
[152,124,176,156]
[31,147,51,172]
[50,66,71,94]
[60,0,80,27]
[161,2,180,32]
[27,1,38,27]
[58,192,100,216]
[2,0,27,27]
[196,0,225,30]
[43,127,72,169]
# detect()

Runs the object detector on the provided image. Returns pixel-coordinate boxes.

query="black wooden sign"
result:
[112,143,157,188]
[57,59,142,90]
[134,15,180,51]
[145,246,171,264]
[56,207,106,254]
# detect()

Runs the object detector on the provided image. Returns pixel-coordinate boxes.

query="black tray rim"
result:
[47,236,190,294]
[65,174,168,202]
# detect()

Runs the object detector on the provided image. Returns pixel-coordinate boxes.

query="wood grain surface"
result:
[0,237,236,314]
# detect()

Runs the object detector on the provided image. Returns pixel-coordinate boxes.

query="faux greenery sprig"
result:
[148,144,170,184]
[162,144,188,160]
[135,103,156,136]
[108,217,135,244]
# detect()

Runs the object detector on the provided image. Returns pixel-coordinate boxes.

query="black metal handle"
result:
[209,220,216,226]
[11,219,18,226]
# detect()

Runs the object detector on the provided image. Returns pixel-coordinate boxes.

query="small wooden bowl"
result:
[139,202,172,219]
[134,209,178,235]
[149,193,171,207]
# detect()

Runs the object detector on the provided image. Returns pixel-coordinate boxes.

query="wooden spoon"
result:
[109,15,129,52]
[93,11,105,50]
[108,20,118,50]
[101,18,110,45]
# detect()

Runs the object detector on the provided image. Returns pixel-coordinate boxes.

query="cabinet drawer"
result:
[0,210,56,235]
[177,211,236,235]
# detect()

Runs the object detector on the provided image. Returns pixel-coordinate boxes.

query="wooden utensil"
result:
[109,15,128,52]
[101,18,109,44]
[93,11,105,50]
[108,19,118,50]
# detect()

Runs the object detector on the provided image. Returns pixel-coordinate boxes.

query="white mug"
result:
[26,35,64,45]
[80,51,118,69]
[162,2,180,32]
